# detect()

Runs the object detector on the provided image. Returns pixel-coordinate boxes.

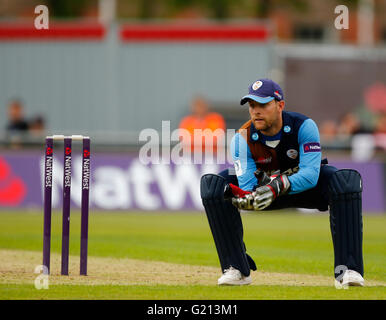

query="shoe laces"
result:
[223,266,239,276]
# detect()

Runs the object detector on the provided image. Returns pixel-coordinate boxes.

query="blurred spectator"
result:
[5,99,29,148]
[6,99,29,134]
[320,112,375,150]
[373,112,386,150]
[29,115,46,137]
[364,82,386,113]
[179,96,226,153]
[374,113,386,134]
[319,120,338,142]
[337,112,361,137]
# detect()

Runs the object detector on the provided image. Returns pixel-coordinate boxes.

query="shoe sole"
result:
[335,279,364,288]
[218,278,252,286]
[348,281,364,287]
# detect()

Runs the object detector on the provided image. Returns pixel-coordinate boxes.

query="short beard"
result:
[254,119,272,132]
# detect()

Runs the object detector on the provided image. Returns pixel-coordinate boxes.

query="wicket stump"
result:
[42,135,91,275]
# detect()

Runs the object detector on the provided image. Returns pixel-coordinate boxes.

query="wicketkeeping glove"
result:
[224,183,255,210]
[225,174,291,211]
[252,174,291,210]
[224,183,251,200]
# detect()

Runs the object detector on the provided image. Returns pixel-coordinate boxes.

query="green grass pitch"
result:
[0,210,385,299]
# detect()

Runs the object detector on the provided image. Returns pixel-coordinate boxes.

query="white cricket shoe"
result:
[218,267,252,286]
[335,270,364,288]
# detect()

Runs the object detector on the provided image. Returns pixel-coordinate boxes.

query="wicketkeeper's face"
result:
[248,99,284,133]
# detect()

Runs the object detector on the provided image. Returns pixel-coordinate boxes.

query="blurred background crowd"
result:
[0,0,385,161]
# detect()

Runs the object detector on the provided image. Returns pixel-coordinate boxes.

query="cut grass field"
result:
[0,210,385,299]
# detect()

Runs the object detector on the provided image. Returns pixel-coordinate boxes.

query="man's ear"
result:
[278,100,285,111]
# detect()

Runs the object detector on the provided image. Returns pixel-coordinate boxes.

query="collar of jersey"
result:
[250,111,292,143]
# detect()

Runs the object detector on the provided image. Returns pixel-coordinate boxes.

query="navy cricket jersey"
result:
[230,111,322,194]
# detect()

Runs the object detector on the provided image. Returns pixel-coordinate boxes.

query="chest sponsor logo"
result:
[303,142,321,153]
[256,156,272,164]
[286,149,298,159]
[266,166,299,177]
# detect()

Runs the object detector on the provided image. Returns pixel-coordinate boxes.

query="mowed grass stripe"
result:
[1,284,386,300]
[0,211,385,282]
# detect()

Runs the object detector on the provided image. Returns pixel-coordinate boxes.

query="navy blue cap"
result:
[240,78,284,105]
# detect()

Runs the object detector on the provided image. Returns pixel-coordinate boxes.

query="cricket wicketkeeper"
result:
[200,78,364,287]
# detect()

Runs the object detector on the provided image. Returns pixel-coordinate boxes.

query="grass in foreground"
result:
[0,211,385,299]
[2,283,386,300]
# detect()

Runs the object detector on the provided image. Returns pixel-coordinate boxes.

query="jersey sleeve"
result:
[230,133,257,191]
[288,119,322,194]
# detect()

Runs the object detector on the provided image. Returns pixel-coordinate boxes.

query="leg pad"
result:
[328,169,364,278]
[201,174,255,276]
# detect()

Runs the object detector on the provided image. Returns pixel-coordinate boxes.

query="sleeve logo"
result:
[303,142,321,153]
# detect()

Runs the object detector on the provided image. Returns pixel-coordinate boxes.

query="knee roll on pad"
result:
[328,169,364,277]
[200,174,256,276]
[200,174,227,200]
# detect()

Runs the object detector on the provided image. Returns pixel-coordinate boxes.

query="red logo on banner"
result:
[83,150,90,158]
[46,147,53,156]
[65,147,72,155]
[0,157,26,206]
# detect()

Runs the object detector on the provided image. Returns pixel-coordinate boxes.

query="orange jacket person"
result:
[179,96,226,153]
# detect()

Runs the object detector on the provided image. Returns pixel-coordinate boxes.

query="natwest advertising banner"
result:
[0,151,384,213]
[0,151,219,211]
